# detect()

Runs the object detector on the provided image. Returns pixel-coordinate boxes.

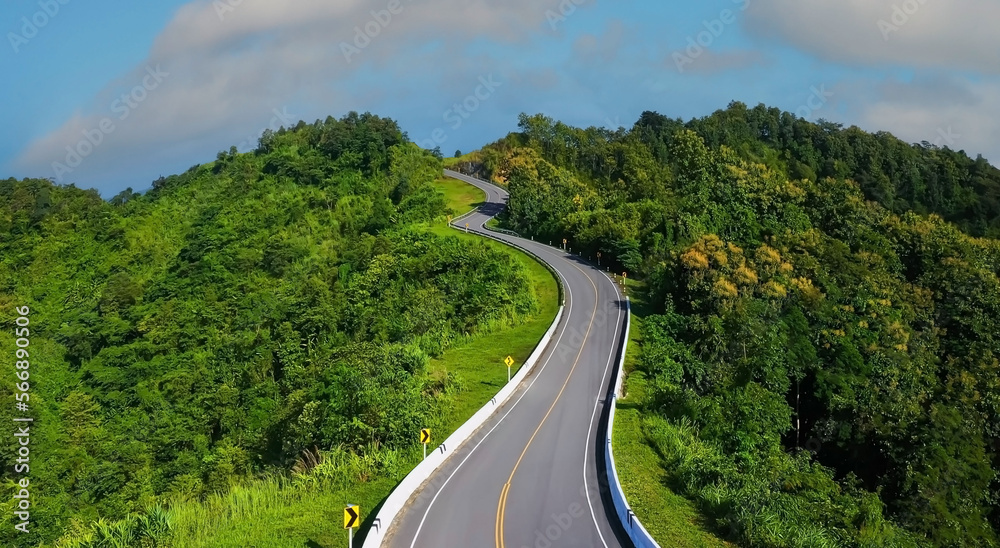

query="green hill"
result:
[0,113,556,547]
[477,107,1000,547]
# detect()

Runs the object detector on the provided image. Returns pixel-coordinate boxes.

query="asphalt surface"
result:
[385,170,629,548]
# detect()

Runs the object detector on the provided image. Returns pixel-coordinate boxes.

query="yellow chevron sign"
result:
[344,505,359,529]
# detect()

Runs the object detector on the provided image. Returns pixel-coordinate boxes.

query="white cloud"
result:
[14,0,583,189]
[854,77,1000,161]
[744,0,1000,74]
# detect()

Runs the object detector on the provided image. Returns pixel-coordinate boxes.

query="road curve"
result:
[384,171,630,548]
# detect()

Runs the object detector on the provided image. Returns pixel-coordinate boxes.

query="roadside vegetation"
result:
[432,175,485,218]
[615,283,734,547]
[6,101,1000,547]
[476,105,1000,547]
[0,113,556,547]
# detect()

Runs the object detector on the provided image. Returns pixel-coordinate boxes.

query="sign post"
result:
[344,505,360,548]
[504,355,514,382]
[420,428,431,459]
[597,251,602,266]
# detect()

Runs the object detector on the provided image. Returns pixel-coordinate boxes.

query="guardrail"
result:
[361,179,568,547]
[604,297,660,547]
[445,170,656,547]
[467,223,564,306]
[449,207,479,225]
[361,305,563,547]
[486,226,521,238]
[444,173,564,306]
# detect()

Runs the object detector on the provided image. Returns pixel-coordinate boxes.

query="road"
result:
[384,170,630,548]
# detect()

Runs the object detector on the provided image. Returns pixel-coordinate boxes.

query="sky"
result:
[2,0,998,197]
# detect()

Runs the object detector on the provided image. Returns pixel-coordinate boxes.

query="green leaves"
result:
[0,116,538,546]
[482,107,1000,546]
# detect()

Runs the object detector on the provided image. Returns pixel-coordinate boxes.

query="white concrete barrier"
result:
[604,297,660,547]
[361,280,564,546]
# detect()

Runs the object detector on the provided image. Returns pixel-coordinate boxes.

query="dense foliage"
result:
[0,113,538,546]
[478,108,1000,547]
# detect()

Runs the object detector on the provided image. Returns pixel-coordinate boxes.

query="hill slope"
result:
[472,108,1000,547]
[0,113,549,546]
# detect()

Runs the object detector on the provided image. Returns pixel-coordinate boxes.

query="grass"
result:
[436,175,485,218]
[614,280,734,548]
[119,176,560,548]
[422,174,560,430]
[424,226,559,433]
[165,476,396,547]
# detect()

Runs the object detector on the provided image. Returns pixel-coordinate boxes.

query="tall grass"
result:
[46,445,409,548]
[53,506,172,548]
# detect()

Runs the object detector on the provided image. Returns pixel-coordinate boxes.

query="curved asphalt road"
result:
[384,170,630,548]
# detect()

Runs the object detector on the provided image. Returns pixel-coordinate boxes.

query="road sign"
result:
[344,505,359,529]
[623,271,627,279]
[420,428,431,459]
[504,355,515,367]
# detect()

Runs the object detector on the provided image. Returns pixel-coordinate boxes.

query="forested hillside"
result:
[0,113,540,546]
[474,107,1000,547]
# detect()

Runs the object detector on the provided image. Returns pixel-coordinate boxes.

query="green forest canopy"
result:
[3,102,999,547]
[476,104,1000,547]
[0,112,539,546]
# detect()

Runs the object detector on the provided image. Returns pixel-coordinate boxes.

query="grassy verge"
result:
[424,175,559,430]
[137,176,558,548]
[614,281,733,548]
[425,223,559,433]
[436,175,485,218]
[165,475,396,547]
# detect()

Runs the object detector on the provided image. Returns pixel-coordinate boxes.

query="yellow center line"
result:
[496,260,600,548]
[494,482,510,547]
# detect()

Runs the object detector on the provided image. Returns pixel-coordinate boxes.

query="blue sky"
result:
[3,0,998,196]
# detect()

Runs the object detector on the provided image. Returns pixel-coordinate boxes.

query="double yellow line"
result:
[495,263,599,548]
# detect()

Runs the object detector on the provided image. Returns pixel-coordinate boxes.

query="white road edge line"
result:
[582,271,623,548]
[408,221,576,548]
